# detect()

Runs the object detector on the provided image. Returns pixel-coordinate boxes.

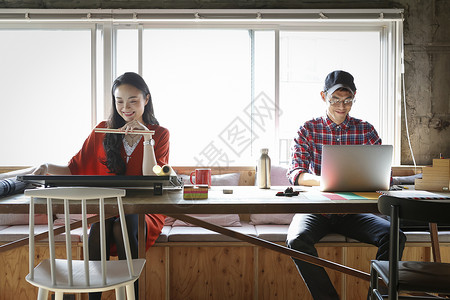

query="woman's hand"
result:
[31,164,71,176]
[0,166,35,180]
[31,164,49,175]
[120,120,150,135]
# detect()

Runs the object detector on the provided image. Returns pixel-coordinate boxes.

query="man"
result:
[286,70,406,300]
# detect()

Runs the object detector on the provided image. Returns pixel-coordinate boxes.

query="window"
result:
[0,9,403,167]
[0,27,93,166]
[278,30,381,163]
[143,29,252,166]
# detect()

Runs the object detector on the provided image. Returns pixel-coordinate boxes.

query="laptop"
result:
[320,145,393,192]
[17,175,183,189]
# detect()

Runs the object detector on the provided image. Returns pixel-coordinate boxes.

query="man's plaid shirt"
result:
[288,114,381,185]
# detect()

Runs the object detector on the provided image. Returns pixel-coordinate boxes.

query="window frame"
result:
[0,9,404,165]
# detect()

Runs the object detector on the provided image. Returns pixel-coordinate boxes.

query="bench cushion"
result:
[270,165,290,186]
[167,222,257,242]
[155,225,171,243]
[255,224,289,242]
[0,214,48,225]
[54,214,97,226]
[439,231,450,242]
[172,214,241,227]
[254,224,347,243]
[249,214,294,225]
[346,231,450,243]
[0,225,83,242]
[405,231,434,243]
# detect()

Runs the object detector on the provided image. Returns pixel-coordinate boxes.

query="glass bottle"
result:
[257,148,271,189]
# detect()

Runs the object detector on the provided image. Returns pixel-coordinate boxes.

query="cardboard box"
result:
[415,159,450,192]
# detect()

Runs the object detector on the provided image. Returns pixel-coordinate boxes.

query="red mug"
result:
[190,168,212,187]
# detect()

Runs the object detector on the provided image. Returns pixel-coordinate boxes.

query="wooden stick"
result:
[94,128,155,135]
[429,222,441,262]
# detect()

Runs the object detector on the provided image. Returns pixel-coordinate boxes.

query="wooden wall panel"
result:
[256,246,344,300]
[402,246,431,262]
[0,244,79,300]
[146,246,167,300]
[0,244,36,300]
[441,246,450,263]
[169,246,254,300]
[2,243,450,300]
[317,247,345,299]
[257,247,309,299]
[345,246,377,300]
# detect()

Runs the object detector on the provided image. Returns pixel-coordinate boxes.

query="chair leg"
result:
[126,283,136,300]
[115,286,126,300]
[37,288,49,300]
[54,291,64,300]
[370,265,378,300]
[369,265,386,300]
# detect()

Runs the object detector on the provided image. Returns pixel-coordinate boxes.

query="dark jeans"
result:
[88,214,142,300]
[286,213,406,300]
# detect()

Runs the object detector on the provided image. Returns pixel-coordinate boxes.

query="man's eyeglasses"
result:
[326,94,355,106]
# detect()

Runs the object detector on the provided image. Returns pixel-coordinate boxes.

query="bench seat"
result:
[0,225,83,242]
[2,222,449,245]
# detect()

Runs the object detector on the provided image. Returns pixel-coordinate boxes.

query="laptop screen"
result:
[320,145,393,192]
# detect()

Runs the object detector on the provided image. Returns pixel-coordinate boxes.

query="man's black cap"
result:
[324,70,356,95]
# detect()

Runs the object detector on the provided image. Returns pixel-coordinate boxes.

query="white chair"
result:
[25,187,146,300]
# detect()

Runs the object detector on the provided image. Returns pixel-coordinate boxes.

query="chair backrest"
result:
[378,195,450,223]
[25,187,130,287]
[377,194,450,299]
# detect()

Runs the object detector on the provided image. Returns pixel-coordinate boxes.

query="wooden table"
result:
[1,186,382,299]
[0,186,380,216]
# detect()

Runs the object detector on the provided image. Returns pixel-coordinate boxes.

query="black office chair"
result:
[370,195,450,300]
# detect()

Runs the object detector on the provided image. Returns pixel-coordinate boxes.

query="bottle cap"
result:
[261,148,269,154]
[152,165,162,174]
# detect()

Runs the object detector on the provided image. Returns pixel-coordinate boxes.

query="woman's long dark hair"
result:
[103,72,159,174]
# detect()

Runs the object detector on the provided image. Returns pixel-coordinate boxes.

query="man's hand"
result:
[297,173,321,186]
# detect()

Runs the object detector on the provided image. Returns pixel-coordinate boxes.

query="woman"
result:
[33,72,169,299]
